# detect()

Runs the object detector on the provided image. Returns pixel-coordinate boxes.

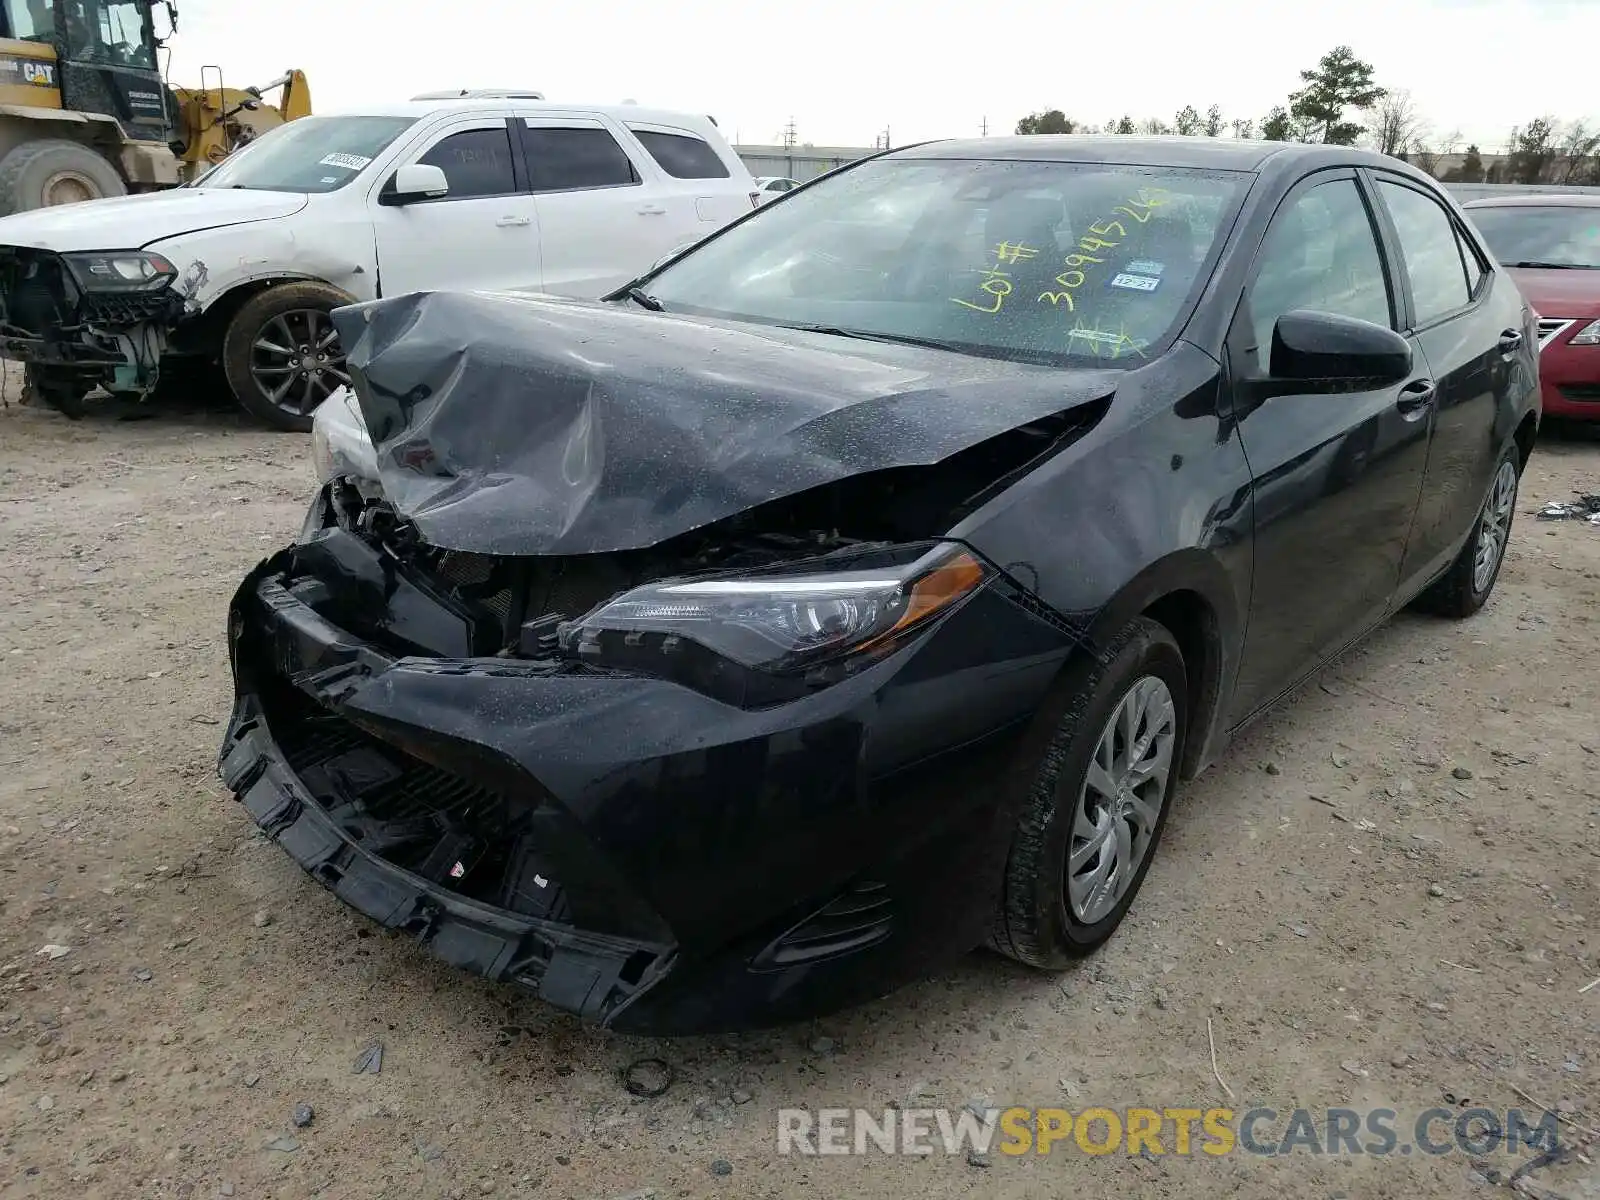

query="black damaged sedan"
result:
[220,136,1539,1034]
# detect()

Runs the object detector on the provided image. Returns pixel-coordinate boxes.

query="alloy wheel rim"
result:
[249,308,349,417]
[1473,460,1518,594]
[1066,675,1176,925]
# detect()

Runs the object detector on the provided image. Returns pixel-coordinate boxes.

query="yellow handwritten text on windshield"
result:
[1040,189,1170,311]
[950,241,1038,313]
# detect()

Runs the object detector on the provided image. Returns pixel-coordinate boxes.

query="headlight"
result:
[560,542,990,692]
[310,386,378,484]
[1570,318,1600,346]
[62,251,177,291]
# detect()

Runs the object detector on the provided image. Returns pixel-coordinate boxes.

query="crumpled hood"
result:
[333,290,1120,555]
[0,188,309,252]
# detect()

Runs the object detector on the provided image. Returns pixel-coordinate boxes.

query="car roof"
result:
[888,135,1403,173]
[313,98,721,130]
[1463,193,1600,208]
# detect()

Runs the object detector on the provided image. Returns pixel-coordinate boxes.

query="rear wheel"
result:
[222,282,354,431]
[989,617,1188,968]
[1411,445,1521,619]
[0,139,127,212]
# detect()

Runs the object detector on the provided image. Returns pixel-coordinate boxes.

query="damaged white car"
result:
[0,97,756,429]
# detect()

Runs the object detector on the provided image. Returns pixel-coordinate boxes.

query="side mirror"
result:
[381,163,449,206]
[1269,309,1411,384]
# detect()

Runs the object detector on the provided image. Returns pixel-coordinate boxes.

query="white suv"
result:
[0,95,757,429]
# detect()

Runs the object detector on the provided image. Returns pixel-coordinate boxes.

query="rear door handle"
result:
[1396,378,1436,417]
[1498,329,1523,354]
[496,216,532,227]
[636,204,667,216]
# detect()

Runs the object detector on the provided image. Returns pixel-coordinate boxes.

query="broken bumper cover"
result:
[221,706,673,1022]
[219,550,1080,1033]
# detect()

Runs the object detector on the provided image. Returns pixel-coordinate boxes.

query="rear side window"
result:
[629,129,731,179]
[1377,180,1471,325]
[418,128,516,199]
[520,126,639,191]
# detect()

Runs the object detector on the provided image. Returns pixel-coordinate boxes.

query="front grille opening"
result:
[1537,318,1574,349]
[262,680,571,921]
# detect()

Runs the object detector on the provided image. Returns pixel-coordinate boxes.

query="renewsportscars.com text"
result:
[776,1105,1563,1158]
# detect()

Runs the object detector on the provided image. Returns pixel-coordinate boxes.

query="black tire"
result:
[222,282,354,432]
[1411,444,1521,619]
[989,617,1188,968]
[0,139,126,213]
[23,365,89,418]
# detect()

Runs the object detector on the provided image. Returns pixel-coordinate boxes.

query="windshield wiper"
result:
[624,286,664,311]
[776,323,967,353]
[1504,260,1591,270]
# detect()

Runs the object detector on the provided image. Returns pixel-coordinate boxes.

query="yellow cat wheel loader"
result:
[0,0,309,214]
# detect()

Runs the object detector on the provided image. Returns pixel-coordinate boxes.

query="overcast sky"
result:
[163,0,1595,152]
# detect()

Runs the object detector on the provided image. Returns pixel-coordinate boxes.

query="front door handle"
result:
[496,216,532,227]
[1396,378,1436,417]
[1498,329,1523,354]
[636,204,667,216]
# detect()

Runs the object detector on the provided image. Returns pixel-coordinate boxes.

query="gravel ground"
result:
[2,390,1598,1200]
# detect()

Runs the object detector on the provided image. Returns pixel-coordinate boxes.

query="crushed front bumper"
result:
[0,245,185,392]
[221,702,675,1021]
[219,543,1079,1033]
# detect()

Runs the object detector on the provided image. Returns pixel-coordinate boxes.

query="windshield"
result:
[1469,204,1600,269]
[645,157,1249,365]
[197,115,418,194]
[59,0,156,69]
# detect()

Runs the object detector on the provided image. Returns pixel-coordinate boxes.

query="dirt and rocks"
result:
[1,393,1598,1200]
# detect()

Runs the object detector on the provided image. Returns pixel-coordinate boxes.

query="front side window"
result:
[630,129,730,179]
[1242,178,1393,374]
[644,157,1248,366]
[418,127,516,198]
[1468,204,1600,270]
[1377,180,1471,325]
[520,125,638,191]
[197,115,418,194]
[5,0,53,40]
[63,0,155,69]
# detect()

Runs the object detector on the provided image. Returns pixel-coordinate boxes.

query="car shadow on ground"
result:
[1,382,264,432]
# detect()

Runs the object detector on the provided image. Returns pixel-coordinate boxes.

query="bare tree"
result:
[1408,138,1441,178]
[1372,90,1424,158]
[1231,117,1255,140]
[1553,121,1600,182]
[1141,116,1173,135]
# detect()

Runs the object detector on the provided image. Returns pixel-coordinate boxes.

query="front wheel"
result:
[989,617,1188,968]
[222,282,354,431]
[1411,445,1521,619]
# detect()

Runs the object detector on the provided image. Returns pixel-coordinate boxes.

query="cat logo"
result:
[21,61,55,87]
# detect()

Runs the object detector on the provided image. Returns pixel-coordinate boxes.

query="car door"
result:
[1365,173,1529,596]
[1225,170,1436,721]
[517,116,663,297]
[369,114,542,297]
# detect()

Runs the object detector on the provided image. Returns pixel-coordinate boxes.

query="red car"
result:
[1464,194,1600,420]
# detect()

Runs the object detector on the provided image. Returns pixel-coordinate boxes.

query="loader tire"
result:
[0,139,127,214]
